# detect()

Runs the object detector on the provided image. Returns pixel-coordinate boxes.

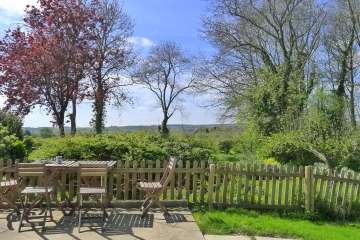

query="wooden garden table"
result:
[33,160,117,215]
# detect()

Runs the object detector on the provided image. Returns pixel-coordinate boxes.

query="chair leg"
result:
[46,193,53,222]
[42,201,48,232]
[78,195,82,233]
[18,210,24,232]
[155,199,169,216]
[18,194,28,232]
[141,196,151,211]
[141,198,154,217]
[101,194,107,231]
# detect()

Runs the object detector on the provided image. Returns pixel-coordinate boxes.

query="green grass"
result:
[193,208,360,240]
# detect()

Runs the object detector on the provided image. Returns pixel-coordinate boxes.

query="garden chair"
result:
[137,157,177,217]
[77,163,108,233]
[0,177,21,230]
[17,163,53,232]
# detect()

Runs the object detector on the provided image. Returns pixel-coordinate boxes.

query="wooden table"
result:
[33,160,117,215]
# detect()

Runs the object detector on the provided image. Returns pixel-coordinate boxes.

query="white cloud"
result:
[0,0,37,16]
[128,37,155,48]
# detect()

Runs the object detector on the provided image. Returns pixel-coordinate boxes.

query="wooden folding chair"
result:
[17,163,53,232]
[137,157,177,217]
[0,178,21,230]
[77,163,108,233]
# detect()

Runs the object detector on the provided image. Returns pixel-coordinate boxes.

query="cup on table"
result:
[55,156,63,164]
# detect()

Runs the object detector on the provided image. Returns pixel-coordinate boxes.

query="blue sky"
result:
[0,0,220,128]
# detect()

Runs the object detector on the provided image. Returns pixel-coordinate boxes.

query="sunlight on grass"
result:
[193,209,360,240]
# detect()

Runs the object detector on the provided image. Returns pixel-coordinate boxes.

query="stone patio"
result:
[0,208,205,240]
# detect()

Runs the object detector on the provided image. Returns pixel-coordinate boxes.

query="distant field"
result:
[24,124,238,135]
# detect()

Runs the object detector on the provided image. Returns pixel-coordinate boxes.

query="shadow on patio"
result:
[0,208,202,240]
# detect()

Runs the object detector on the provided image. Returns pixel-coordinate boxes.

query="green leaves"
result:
[28,132,215,162]
[0,124,28,161]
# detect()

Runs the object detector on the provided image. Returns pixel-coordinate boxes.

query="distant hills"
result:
[24,124,238,135]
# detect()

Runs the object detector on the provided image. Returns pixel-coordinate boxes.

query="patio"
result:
[0,207,205,240]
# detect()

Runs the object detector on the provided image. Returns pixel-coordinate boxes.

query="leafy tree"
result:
[89,0,134,134]
[0,125,26,161]
[196,0,323,122]
[0,0,97,136]
[0,110,23,139]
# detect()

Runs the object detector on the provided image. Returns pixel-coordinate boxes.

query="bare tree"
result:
[132,42,193,136]
[322,0,360,129]
[89,0,134,134]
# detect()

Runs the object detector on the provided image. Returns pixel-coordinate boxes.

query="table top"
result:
[33,160,117,169]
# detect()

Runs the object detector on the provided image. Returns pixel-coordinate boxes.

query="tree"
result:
[0,0,96,136]
[133,42,193,136]
[0,110,23,139]
[0,125,27,161]
[322,0,360,131]
[196,0,324,133]
[89,0,134,134]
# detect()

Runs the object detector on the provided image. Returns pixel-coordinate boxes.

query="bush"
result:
[0,110,23,139]
[259,131,319,166]
[218,140,234,154]
[29,132,216,162]
[38,127,55,138]
[0,125,27,161]
[307,198,360,222]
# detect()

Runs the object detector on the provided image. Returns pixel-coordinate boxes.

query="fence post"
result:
[305,166,314,212]
[208,164,216,210]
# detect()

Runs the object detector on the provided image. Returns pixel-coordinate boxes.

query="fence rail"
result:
[1,160,360,213]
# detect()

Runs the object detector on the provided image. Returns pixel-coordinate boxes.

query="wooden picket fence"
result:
[1,159,360,213]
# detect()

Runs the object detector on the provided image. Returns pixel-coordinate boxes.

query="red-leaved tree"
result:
[0,0,97,136]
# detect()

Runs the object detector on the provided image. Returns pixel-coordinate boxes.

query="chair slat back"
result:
[17,163,46,177]
[79,163,108,177]
[160,157,177,186]
[78,163,108,191]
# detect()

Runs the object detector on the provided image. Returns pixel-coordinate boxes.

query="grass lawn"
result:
[193,208,360,240]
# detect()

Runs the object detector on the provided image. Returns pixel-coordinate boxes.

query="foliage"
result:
[259,131,317,166]
[0,110,23,139]
[0,125,28,161]
[248,67,307,135]
[231,122,263,162]
[193,208,360,240]
[0,0,98,136]
[28,131,221,162]
[38,127,55,138]
[89,0,134,134]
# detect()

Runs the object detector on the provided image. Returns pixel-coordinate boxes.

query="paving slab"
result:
[0,208,205,240]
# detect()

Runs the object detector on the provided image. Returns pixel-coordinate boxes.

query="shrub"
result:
[38,127,55,138]
[259,131,318,165]
[0,125,27,161]
[218,140,234,154]
[28,132,215,162]
[0,110,23,139]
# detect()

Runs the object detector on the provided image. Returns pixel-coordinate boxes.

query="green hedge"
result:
[29,132,218,162]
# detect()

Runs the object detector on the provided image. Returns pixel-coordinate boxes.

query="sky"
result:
[0,0,221,128]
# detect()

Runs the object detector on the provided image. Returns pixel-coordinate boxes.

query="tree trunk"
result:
[93,76,106,134]
[161,116,169,137]
[57,111,66,137]
[70,96,77,136]
[349,50,356,128]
